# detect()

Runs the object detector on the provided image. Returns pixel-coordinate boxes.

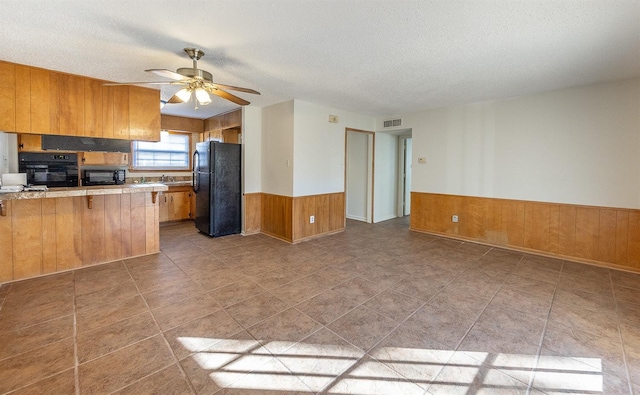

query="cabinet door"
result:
[171,191,191,220]
[159,193,169,223]
[102,85,130,139]
[58,74,85,136]
[82,152,129,166]
[15,65,30,133]
[0,61,16,132]
[84,78,103,137]
[129,86,160,141]
[30,67,58,135]
[18,134,43,152]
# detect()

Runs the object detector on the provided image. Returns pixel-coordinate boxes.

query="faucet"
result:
[161,174,166,182]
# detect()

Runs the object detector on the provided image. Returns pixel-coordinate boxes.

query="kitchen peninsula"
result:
[0,183,168,283]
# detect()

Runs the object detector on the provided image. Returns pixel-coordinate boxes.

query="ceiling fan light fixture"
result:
[195,88,212,105]
[175,88,192,103]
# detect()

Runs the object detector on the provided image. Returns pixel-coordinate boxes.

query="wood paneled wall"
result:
[411,192,640,272]
[260,192,345,243]
[0,193,159,283]
[244,193,262,235]
[261,193,293,242]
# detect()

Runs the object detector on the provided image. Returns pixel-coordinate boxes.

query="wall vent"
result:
[383,119,402,128]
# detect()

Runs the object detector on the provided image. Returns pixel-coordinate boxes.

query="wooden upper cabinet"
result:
[30,68,58,135]
[58,73,85,136]
[0,61,159,141]
[18,134,43,152]
[0,61,16,132]
[15,65,31,133]
[84,78,103,137]
[82,152,129,166]
[128,86,160,141]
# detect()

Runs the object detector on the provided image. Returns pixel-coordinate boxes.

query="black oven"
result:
[18,152,79,187]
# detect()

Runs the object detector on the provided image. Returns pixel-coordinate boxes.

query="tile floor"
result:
[1,218,640,394]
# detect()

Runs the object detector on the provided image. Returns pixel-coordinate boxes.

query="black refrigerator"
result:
[193,141,241,237]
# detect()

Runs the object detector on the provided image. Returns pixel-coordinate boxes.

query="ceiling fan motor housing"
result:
[177,67,213,81]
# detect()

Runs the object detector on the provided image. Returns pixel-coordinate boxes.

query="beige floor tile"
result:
[225,292,290,328]
[402,304,475,349]
[78,335,175,394]
[363,289,424,322]
[209,279,266,307]
[0,298,73,331]
[77,312,159,363]
[142,278,205,309]
[295,289,360,325]
[76,294,149,333]
[8,368,76,395]
[111,363,193,395]
[0,314,74,361]
[75,279,140,311]
[246,308,322,354]
[151,294,222,331]
[327,306,398,352]
[0,338,75,394]
[165,310,246,360]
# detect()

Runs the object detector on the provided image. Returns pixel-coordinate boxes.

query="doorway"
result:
[345,129,374,223]
[397,134,412,217]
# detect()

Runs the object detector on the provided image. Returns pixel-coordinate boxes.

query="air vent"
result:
[383,119,402,128]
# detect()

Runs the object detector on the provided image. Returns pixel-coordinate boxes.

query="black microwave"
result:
[82,169,126,186]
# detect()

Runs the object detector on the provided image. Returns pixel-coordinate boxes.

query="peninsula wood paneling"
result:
[244,193,261,235]
[12,199,42,279]
[291,192,345,242]
[0,192,160,283]
[411,192,640,272]
[0,200,13,282]
[55,197,83,271]
[42,199,57,274]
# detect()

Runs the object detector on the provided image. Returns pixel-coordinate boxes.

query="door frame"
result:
[344,128,375,223]
[396,132,412,217]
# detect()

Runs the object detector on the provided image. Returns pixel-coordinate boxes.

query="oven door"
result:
[24,164,78,187]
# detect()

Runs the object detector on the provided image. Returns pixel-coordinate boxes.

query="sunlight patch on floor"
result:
[178,336,604,394]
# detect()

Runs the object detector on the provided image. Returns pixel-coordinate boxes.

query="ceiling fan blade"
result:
[209,83,260,95]
[103,81,173,86]
[205,87,250,106]
[145,69,189,81]
[167,94,185,104]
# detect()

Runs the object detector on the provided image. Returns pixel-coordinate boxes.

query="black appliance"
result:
[18,152,79,187]
[193,142,241,237]
[82,169,126,186]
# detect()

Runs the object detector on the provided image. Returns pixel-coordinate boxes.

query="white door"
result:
[346,131,372,222]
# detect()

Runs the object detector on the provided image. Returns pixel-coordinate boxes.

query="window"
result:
[132,131,191,170]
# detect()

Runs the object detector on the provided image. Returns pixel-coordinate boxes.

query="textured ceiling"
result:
[1,1,639,120]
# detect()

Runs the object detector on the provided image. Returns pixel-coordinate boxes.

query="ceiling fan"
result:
[106,47,260,108]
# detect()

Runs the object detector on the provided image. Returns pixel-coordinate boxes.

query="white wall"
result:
[261,100,294,196]
[0,132,18,176]
[385,78,640,209]
[373,132,398,222]
[292,100,375,196]
[242,106,262,193]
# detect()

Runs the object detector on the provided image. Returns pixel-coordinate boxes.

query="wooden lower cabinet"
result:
[159,187,192,223]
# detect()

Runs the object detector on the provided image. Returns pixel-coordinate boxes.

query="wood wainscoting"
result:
[0,193,159,283]
[410,192,640,272]
[244,193,262,235]
[260,192,345,243]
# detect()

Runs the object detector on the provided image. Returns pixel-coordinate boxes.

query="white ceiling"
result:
[1,1,639,120]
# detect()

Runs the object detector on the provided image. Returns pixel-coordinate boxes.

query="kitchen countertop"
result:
[0,183,169,200]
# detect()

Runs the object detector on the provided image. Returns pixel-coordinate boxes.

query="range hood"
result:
[41,135,130,153]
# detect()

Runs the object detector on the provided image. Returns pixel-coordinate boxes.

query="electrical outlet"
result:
[452,215,459,223]
[310,215,315,224]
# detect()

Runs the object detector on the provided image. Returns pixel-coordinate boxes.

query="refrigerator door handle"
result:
[193,150,200,193]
